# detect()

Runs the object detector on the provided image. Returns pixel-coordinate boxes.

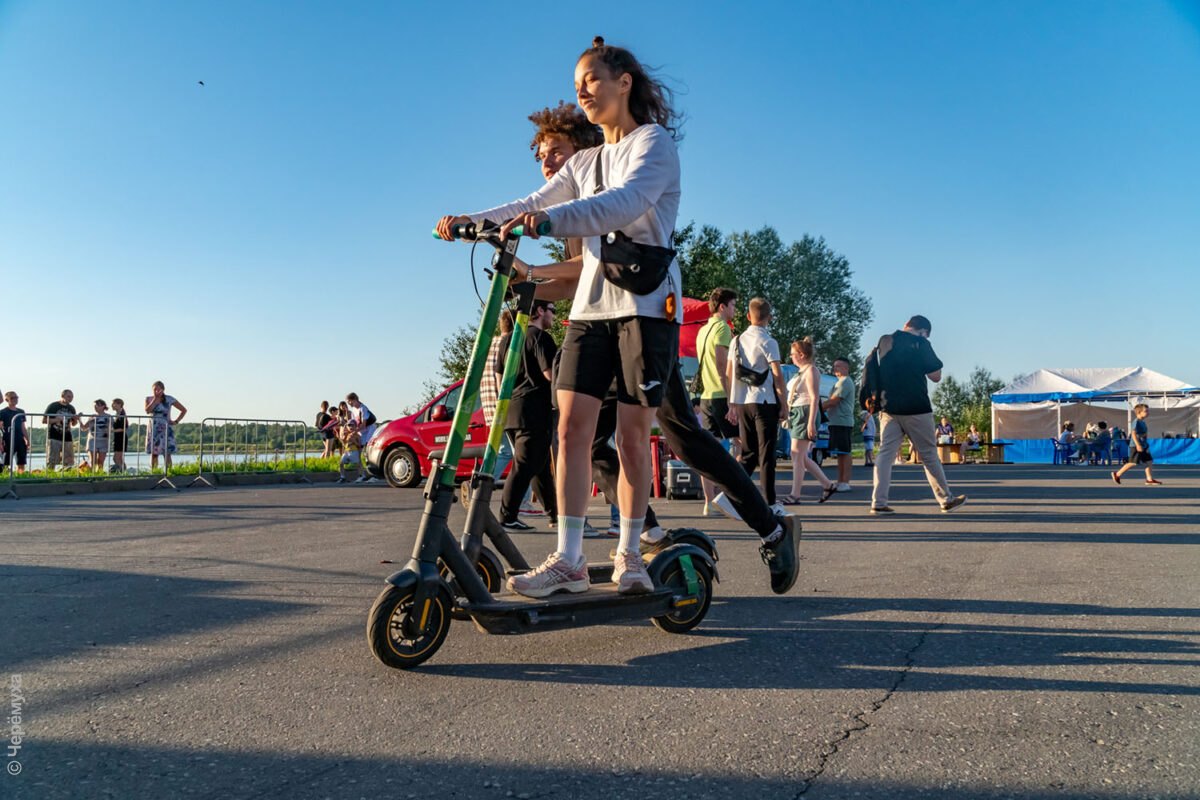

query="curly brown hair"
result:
[529,101,603,160]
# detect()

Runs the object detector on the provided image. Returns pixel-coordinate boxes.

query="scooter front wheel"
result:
[367,583,453,669]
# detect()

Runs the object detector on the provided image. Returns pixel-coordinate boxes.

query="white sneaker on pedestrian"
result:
[612,550,654,595]
[836,482,851,492]
[519,502,545,516]
[582,521,602,538]
[605,523,621,537]
[770,502,787,516]
[711,492,743,522]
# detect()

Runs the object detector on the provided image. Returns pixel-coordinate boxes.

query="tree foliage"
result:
[680,224,872,373]
[932,366,1006,436]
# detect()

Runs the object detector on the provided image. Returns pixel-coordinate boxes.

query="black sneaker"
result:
[940,495,967,513]
[759,514,801,594]
[500,518,535,531]
[870,506,895,514]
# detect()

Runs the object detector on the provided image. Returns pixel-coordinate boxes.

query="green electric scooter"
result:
[366,220,718,670]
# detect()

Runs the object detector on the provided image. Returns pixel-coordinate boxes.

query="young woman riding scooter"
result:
[439,37,704,598]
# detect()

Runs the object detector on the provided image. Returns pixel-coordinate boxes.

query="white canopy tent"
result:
[992,367,1200,441]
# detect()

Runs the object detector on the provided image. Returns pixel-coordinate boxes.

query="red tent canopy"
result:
[679,296,720,358]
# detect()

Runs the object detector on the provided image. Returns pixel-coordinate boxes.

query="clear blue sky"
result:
[3,0,1198,421]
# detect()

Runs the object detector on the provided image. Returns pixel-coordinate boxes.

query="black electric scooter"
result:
[366,221,718,670]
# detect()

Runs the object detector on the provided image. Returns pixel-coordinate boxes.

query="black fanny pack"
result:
[594,154,675,296]
[734,335,771,387]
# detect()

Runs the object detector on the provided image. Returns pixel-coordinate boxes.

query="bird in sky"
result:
[198,80,205,87]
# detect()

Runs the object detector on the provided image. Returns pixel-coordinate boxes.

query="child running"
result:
[1112,403,1161,485]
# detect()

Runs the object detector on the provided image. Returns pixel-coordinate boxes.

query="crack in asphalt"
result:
[793,621,943,798]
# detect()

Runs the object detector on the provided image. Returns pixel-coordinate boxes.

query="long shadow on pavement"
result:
[419,595,1200,695]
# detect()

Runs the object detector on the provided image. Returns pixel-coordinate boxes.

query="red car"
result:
[363,380,495,488]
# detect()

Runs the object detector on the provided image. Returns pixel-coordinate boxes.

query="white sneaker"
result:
[582,521,602,539]
[701,502,720,517]
[612,550,654,595]
[836,482,851,492]
[711,491,743,522]
[605,523,621,537]
[507,552,589,598]
[519,502,545,516]
[770,502,786,516]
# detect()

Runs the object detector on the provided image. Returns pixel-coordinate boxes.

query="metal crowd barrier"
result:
[188,417,312,488]
[2,411,165,499]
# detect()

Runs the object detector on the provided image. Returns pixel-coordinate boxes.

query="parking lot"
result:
[2,464,1198,799]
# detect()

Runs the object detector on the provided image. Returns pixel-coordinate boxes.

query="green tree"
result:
[932,366,1005,436]
[678,223,736,299]
[729,227,873,374]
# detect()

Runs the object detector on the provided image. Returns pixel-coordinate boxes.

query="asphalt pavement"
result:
[1,464,1198,799]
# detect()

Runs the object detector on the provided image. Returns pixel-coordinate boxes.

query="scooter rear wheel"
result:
[651,554,714,634]
[367,583,453,669]
[440,545,504,595]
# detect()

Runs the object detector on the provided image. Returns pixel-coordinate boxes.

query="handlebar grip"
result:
[511,221,552,238]
[431,222,478,240]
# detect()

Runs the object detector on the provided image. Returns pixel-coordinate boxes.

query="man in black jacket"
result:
[869,315,966,514]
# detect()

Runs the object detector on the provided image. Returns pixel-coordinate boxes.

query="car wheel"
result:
[384,446,421,489]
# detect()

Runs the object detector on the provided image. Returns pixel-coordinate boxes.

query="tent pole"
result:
[991,403,997,442]
[1056,400,1061,434]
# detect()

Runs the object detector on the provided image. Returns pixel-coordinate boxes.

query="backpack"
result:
[858,335,889,413]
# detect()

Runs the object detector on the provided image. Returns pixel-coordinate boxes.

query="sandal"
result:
[778,494,804,505]
[818,484,838,504]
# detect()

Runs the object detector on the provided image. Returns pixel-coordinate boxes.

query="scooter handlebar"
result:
[431,219,551,241]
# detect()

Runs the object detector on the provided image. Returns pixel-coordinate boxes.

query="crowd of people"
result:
[314,393,381,483]
[0,382,186,474]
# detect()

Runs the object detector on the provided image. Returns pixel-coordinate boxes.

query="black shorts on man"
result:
[1130,449,1153,465]
[828,425,853,456]
[556,316,679,407]
[699,397,739,439]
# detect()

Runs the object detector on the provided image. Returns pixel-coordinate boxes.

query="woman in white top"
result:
[436,37,682,598]
[780,338,835,504]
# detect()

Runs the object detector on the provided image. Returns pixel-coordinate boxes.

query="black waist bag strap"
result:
[593,153,676,295]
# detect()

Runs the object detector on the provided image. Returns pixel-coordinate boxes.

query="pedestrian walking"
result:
[864,315,966,514]
[1112,404,1162,485]
[727,297,786,508]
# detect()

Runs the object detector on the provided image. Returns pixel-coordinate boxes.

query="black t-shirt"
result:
[0,407,27,444]
[44,401,77,442]
[498,326,557,429]
[877,330,943,416]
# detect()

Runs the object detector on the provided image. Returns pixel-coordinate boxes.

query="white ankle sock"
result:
[557,516,585,563]
[618,516,645,555]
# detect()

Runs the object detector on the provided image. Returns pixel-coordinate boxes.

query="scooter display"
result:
[366,221,718,670]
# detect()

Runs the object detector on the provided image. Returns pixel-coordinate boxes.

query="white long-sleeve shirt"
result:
[467,123,682,322]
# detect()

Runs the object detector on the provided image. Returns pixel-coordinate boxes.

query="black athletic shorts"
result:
[1130,448,1153,465]
[828,425,853,455]
[556,316,678,407]
[699,397,739,439]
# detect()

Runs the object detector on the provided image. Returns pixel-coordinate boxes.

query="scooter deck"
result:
[455,583,681,635]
